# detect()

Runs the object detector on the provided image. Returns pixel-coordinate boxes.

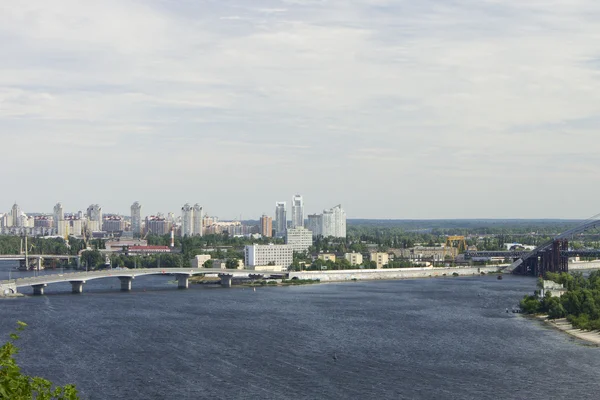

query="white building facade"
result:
[291,194,304,228]
[244,244,294,268]
[286,227,313,253]
[181,203,194,236]
[311,204,346,238]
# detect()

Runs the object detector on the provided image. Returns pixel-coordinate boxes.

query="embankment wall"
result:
[288,266,502,282]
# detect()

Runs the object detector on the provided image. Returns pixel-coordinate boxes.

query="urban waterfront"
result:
[1,264,600,399]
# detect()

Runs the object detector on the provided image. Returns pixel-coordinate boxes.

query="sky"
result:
[2,0,600,219]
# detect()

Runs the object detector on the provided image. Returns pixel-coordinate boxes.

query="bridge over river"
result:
[0,268,287,295]
[498,215,600,276]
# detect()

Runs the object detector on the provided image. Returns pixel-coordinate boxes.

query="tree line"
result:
[520,271,600,330]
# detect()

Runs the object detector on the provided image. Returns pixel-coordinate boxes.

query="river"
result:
[1,262,599,399]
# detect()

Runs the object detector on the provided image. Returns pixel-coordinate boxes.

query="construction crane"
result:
[444,236,467,259]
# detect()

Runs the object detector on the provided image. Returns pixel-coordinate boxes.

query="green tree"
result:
[80,250,102,270]
[0,321,79,399]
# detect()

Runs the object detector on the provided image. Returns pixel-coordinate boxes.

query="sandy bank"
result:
[538,316,600,345]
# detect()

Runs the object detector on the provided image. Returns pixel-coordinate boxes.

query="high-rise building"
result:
[331,204,346,238]
[193,204,203,237]
[321,204,346,238]
[145,215,171,235]
[86,204,102,229]
[53,203,64,229]
[11,203,21,227]
[286,227,313,253]
[310,205,346,238]
[102,215,125,232]
[244,244,293,268]
[181,203,194,236]
[275,202,287,237]
[291,194,304,228]
[307,214,323,237]
[131,201,142,237]
[260,215,273,237]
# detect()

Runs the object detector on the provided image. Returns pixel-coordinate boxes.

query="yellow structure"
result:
[444,236,467,258]
[318,253,336,262]
[370,252,389,269]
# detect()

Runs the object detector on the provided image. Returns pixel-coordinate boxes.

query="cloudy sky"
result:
[2,0,600,219]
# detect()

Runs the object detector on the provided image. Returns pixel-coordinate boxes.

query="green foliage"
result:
[80,249,103,270]
[521,272,600,329]
[281,279,320,285]
[0,322,79,399]
[0,237,84,256]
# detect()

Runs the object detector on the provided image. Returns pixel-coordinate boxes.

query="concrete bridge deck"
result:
[0,254,79,260]
[0,268,286,295]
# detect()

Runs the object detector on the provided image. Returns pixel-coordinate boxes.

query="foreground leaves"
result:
[0,321,79,400]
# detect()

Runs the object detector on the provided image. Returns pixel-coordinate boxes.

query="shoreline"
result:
[531,315,600,345]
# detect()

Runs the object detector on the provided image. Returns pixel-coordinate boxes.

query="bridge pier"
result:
[177,274,191,289]
[70,281,86,294]
[119,277,134,291]
[76,256,81,269]
[219,274,233,288]
[32,284,47,296]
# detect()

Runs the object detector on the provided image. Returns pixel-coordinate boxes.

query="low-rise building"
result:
[344,252,363,266]
[192,254,212,268]
[370,252,389,269]
[249,265,285,272]
[318,253,336,262]
[540,280,567,298]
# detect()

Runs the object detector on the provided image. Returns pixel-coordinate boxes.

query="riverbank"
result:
[534,316,600,345]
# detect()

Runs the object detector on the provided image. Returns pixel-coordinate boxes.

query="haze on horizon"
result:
[2,0,600,220]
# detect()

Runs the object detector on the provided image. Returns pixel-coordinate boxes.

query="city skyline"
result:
[3,1,600,219]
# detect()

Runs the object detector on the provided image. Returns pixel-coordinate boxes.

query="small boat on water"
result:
[497,275,503,280]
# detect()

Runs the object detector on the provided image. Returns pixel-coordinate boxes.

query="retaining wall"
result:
[288,266,502,282]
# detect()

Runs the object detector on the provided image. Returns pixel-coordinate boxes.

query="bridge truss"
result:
[511,215,600,276]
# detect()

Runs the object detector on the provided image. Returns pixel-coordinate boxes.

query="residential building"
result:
[131,201,142,237]
[370,252,389,269]
[286,227,313,253]
[309,205,346,238]
[275,202,287,237]
[53,203,64,229]
[307,214,322,237]
[11,203,21,227]
[86,204,102,229]
[103,215,125,232]
[34,216,52,228]
[291,194,304,228]
[146,215,171,236]
[260,215,273,237]
[193,204,203,237]
[181,203,194,236]
[318,253,336,262]
[345,252,363,266]
[244,244,293,268]
[65,216,83,236]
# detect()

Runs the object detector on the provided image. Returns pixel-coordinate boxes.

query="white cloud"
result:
[2,0,600,218]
